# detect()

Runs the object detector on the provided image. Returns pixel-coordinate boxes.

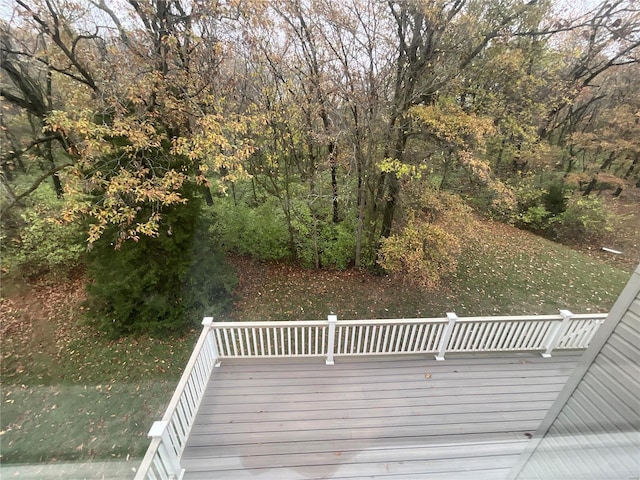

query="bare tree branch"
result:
[15,0,99,92]
[1,135,61,167]
[0,161,73,217]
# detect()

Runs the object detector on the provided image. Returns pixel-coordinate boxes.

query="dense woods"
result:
[1,0,639,334]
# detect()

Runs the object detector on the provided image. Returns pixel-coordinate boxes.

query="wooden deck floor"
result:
[182,353,580,479]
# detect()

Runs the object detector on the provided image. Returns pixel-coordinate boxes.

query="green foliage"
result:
[378,217,460,288]
[211,194,357,269]
[552,196,613,244]
[86,199,236,336]
[1,192,85,280]
[512,176,547,213]
[542,182,567,215]
[487,176,566,236]
[483,176,614,245]
[185,225,239,320]
[519,205,552,232]
[290,201,356,269]
[318,220,357,270]
[211,197,292,261]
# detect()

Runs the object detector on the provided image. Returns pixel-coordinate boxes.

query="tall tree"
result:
[377,0,548,238]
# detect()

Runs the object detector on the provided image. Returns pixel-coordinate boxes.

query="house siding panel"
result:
[512,267,640,480]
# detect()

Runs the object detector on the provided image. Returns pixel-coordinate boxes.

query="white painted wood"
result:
[326,314,337,365]
[209,313,605,360]
[136,421,182,480]
[436,312,458,360]
[135,318,219,480]
[542,310,573,357]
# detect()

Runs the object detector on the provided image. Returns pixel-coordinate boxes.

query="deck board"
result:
[182,353,580,479]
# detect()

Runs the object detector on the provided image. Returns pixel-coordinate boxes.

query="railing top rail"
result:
[211,318,450,328]
[335,317,447,326]
[456,314,563,322]
[455,313,607,323]
[161,320,213,423]
[211,320,328,328]
[209,313,607,329]
[134,437,162,480]
[569,313,608,320]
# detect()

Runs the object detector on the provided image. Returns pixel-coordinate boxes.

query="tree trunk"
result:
[354,141,365,268]
[582,178,597,196]
[203,185,214,206]
[380,172,399,238]
[46,54,63,198]
[330,145,339,223]
[623,152,639,180]
[600,151,616,171]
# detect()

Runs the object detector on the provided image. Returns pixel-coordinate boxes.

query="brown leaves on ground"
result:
[227,255,406,321]
[1,271,88,382]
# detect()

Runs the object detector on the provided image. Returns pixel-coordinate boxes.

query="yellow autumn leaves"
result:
[46,107,257,247]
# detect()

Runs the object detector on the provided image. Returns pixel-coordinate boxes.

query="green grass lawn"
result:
[0,218,633,466]
[1,381,174,464]
[1,278,197,465]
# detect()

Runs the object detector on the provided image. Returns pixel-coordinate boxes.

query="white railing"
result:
[134,317,218,480]
[134,310,607,479]
[209,311,607,362]
[212,320,329,358]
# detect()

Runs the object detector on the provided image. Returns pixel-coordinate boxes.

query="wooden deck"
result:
[182,353,581,479]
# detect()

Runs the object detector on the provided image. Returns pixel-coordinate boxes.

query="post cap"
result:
[148,420,168,438]
[202,317,214,326]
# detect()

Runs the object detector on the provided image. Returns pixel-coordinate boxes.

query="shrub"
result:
[552,196,612,244]
[1,206,85,280]
[87,200,237,337]
[318,220,357,270]
[518,205,551,233]
[502,175,545,222]
[378,218,461,288]
[210,197,292,261]
[211,195,358,269]
[542,182,567,216]
[492,177,569,237]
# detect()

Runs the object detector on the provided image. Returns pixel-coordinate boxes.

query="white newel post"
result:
[326,314,337,365]
[148,421,183,479]
[202,317,221,367]
[435,312,457,361]
[542,309,573,358]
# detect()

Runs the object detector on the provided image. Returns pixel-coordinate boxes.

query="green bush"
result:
[1,206,85,280]
[87,200,237,336]
[542,182,567,216]
[211,197,292,261]
[211,195,357,269]
[518,205,551,233]
[378,217,460,288]
[552,196,612,244]
[493,177,569,237]
[318,220,357,270]
[288,200,356,269]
